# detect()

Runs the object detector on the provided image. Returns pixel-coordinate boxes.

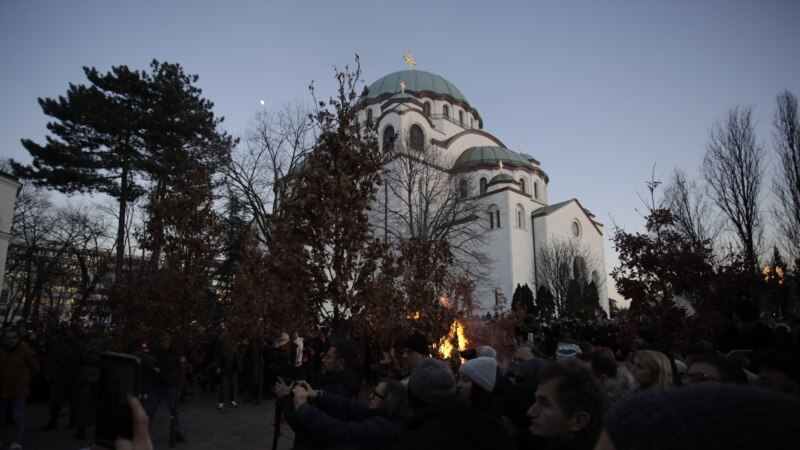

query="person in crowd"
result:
[400,333,429,384]
[556,341,583,361]
[285,378,410,450]
[457,356,497,413]
[396,358,513,450]
[756,350,800,395]
[0,327,40,450]
[717,300,788,370]
[526,360,607,450]
[596,384,800,450]
[214,335,241,411]
[43,325,80,430]
[682,354,747,385]
[630,350,673,390]
[497,383,538,449]
[145,331,186,444]
[74,323,105,439]
[578,352,634,406]
[276,342,362,450]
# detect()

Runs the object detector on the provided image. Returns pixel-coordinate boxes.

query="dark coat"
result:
[319,368,361,399]
[291,391,409,450]
[394,395,515,450]
[148,346,181,388]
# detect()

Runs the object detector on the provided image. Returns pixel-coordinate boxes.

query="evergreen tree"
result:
[534,285,555,319]
[13,60,234,280]
[512,283,535,314]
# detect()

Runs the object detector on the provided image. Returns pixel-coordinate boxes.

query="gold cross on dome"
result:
[499,161,504,173]
[399,80,407,93]
[403,52,417,70]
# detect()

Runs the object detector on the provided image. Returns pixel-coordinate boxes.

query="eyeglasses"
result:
[372,389,385,400]
[681,372,720,383]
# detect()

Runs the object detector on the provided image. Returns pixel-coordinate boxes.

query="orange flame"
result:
[438,319,468,359]
[408,311,421,320]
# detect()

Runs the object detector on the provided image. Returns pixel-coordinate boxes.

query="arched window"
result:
[571,219,581,238]
[458,110,464,125]
[366,108,373,122]
[443,105,450,118]
[520,178,527,193]
[488,205,501,229]
[479,177,487,195]
[410,124,424,151]
[423,102,431,116]
[516,205,525,229]
[533,181,539,199]
[383,125,395,151]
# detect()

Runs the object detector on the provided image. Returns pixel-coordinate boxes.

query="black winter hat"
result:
[404,332,429,355]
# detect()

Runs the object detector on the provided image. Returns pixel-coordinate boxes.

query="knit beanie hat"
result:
[556,343,582,360]
[408,358,457,404]
[458,356,497,392]
[476,345,497,359]
[604,385,800,450]
[404,333,429,356]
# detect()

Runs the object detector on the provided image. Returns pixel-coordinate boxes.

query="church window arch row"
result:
[443,104,450,119]
[423,102,431,116]
[366,108,373,122]
[458,110,464,125]
[515,204,526,229]
[519,177,527,194]
[479,177,488,195]
[533,181,539,199]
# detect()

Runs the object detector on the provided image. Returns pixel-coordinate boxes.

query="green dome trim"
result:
[453,146,534,170]
[489,173,517,184]
[366,70,467,103]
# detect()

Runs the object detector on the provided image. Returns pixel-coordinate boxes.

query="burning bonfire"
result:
[438,318,468,359]
[436,296,468,359]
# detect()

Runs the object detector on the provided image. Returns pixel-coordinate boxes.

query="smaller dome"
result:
[489,173,517,184]
[453,146,534,170]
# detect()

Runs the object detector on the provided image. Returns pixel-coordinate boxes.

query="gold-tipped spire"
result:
[403,52,417,70]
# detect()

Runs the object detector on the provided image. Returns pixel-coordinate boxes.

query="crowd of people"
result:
[0,297,799,449]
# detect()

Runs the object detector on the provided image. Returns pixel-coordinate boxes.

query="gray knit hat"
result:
[476,345,497,359]
[458,356,497,392]
[408,358,457,403]
[556,343,582,360]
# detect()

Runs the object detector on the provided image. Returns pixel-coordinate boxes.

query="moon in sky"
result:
[260,99,265,106]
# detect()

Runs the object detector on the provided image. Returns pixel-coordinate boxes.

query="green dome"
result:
[453,146,534,170]
[366,70,467,102]
[490,173,517,184]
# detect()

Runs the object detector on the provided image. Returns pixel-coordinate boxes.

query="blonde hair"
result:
[635,350,673,389]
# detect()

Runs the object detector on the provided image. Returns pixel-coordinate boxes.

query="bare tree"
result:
[702,106,765,272]
[772,90,800,261]
[225,102,313,244]
[664,169,717,249]
[534,237,603,317]
[376,135,490,281]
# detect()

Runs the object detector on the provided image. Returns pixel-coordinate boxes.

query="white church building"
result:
[357,60,608,314]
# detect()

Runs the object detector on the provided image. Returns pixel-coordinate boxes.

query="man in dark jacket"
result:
[395,358,514,450]
[276,342,361,450]
[146,331,186,443]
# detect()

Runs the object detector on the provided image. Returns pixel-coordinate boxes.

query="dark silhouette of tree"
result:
[534,285,555,319]
[772,90,800,261]
[13,60,234,281]
[511,283,535,315]
[702,105,764,273]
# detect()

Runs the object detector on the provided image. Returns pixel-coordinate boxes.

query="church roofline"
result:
[531,198,604,234]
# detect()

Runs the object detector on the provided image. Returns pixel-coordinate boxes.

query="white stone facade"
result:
[0,173,22,299]
[361,69,608,315]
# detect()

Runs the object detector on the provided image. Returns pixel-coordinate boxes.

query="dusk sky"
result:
[2,1,799,304]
